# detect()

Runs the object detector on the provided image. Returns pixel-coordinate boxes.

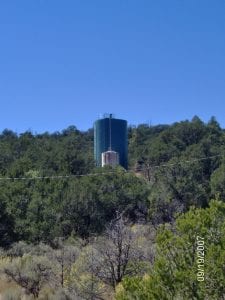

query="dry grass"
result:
[0,276,20,292]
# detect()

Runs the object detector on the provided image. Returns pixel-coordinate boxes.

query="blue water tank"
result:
[94,114,128,169]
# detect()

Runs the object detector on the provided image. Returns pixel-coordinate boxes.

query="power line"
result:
[131,154,223,172]
[0,171,121,181]
[0,154,222,181]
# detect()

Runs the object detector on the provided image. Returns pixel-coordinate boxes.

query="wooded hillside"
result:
[0,116,225,299]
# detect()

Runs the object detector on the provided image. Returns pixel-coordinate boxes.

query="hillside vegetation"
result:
[0,116,225,299]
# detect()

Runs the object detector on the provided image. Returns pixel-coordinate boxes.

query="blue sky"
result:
[0,0,224,133]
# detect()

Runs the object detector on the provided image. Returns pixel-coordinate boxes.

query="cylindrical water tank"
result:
[94,115,128,169]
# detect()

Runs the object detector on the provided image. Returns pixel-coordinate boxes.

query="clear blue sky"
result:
[0,0,224,133]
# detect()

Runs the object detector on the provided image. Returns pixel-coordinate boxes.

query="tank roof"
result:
[102,113,115,119]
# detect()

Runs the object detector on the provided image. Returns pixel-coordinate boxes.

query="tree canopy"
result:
[1,117,225,298]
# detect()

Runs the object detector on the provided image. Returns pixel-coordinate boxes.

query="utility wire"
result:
[0,171,121,181]
[0,154,222,181]
[132,154,222,171]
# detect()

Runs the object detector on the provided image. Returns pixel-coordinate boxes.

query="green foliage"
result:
[65,245,110,299]
[0,198,16,248]
[1,117,225,298]
[59,169,149,238]
[116,200,225,300]
[1,117,225,246]
[210,160,225,199]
